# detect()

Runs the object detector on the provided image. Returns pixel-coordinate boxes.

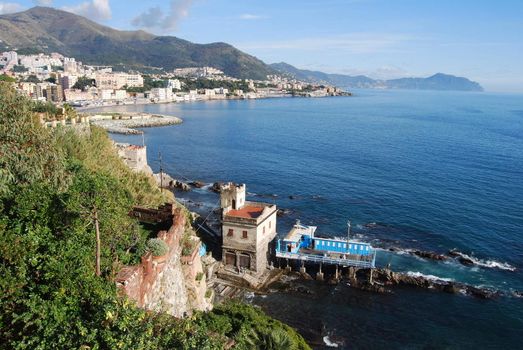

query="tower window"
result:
[227,229,234,237]
[242,230,248,239]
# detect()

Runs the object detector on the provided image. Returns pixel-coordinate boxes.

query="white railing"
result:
[276,251,375,268]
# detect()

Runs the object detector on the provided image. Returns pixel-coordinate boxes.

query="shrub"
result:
[147,238,169,256]
[196,272,204,282]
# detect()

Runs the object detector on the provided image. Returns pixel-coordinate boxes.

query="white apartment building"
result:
[63,57,78,74]
[95,72,144,90]
[167,79,182,90]
[150,88,173,101]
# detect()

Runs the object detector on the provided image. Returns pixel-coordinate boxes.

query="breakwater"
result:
[88,112,182,134]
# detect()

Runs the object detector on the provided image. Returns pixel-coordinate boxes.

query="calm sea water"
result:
[101,90,523,349]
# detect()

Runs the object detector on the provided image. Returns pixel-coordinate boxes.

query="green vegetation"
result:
[71,75,96,91]
[24,74,41,83]
[11,65,28,73]
[0,82,310,349]
[178,78,253,93]
[195,302,310,350]
[31,100,61,116]
[0,74,15,83]
[147,238,169,257]
[45,76,57,84]
[196,272,204,282]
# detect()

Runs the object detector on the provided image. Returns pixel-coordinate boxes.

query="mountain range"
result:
[270,62,483,91]
[0,7,483,91]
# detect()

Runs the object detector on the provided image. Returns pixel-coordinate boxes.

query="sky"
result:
[1,0,522,92]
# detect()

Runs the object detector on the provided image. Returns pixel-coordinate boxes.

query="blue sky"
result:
[2,0,522,91]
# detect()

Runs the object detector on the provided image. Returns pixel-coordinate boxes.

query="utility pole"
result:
[93,205,101,277]
[347,220,351,241]
[159,151,163,192]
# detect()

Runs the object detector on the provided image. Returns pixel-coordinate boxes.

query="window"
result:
[349,244,352,249]
[227,229,233,237]
[242,230,248,239]
[269,221,272,229]
[327,242,330,247]
[366,246,369,251]
[263,226,266,234]
[343,244,347,249]
[338,243,342,248]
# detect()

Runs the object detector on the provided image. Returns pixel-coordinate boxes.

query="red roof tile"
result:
[226,205,264,219]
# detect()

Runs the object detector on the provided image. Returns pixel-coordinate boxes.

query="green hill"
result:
[0,7,276,79]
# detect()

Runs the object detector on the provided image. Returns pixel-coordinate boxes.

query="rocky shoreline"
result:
[273,267,521,300]
[143,173,520,301]
[88,112,182,134]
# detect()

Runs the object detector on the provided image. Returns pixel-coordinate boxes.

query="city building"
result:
[44,84,64,102]
[220,183,277,274]
[95,72,144,90]
[167,79,182,90]
[63,57,78,74]
[150,88,173,101]
[61,74,78,90]
[173,66,224,78]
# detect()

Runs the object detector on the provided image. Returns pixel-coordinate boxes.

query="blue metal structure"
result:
[276,221,376,268]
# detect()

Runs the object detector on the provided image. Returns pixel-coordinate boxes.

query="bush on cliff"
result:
[147,238,169,256]
[0,82,310,350]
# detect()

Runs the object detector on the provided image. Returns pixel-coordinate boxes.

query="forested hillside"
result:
[0,82,310,350]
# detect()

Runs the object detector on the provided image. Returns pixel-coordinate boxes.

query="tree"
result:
[11,65,28,73]
[64,165,133,276]
[72,76,96,91]
[24,74,41,83]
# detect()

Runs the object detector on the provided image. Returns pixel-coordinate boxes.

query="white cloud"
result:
[34,0,53,6]
[132,0,194,31]
[0,2,23,14]
[238,33,411,54]
[62,0,111,21]
[239,13,264,20]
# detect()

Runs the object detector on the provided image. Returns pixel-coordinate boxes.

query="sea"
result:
[97,89,523,349]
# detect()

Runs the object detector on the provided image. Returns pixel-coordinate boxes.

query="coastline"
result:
[75,92,351,113]
[106,93,523,349]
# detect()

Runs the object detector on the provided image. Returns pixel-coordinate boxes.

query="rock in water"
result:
[190,181,205,188]
[458,256,474,266]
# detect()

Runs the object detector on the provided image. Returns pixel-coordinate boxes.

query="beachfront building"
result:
[221,183,277,274]
[276,221,376,269]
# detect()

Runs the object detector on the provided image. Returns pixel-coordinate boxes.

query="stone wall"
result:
[116,208,211,317]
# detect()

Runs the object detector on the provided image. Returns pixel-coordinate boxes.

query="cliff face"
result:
[145,234,212,317]
[116,208,212,317]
